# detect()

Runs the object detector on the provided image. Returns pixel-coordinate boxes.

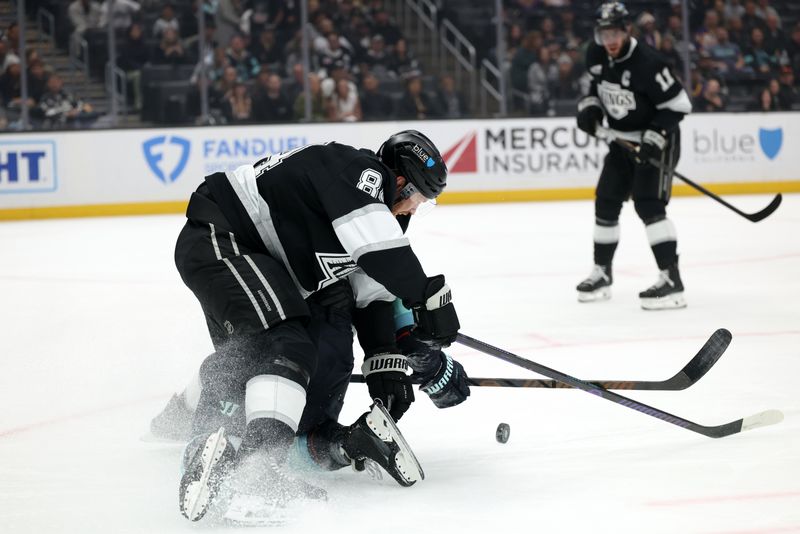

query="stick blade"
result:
[747,193,782,222]
[740,409,784,433]
[683,328,731,382]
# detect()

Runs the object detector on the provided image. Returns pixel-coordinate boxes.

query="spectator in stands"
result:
[539,17,560,49]
[152,27,190,65]
[283,62,306,107]
[212,65,238,107]
[317,31,354,76]
[38,74,97,128]
[0,106,7,130]
[226,34,260,81]
[511,31,542,96]
[343,14,372,63]
[755,0,781,27]
[660,35,684,76]
[250,29,283,71]
[744,26,780,76]
[328,77,362,122]
[762,13,786,55]
[741,0,766,35]
[558,12,580,51]
[727,15,748,46]
[153,3,180,39]
[363,35,389,78]
[0,40,19,76]
[293,72,326,121]
[118,23,149,111]
[241,0,286,38]
[222,81,253,123]
[27,59,50,104]
[724,0,746,21]
[3,22,19,55]
[552,53,580,100]
[776,67,796,109]
[320,60,356,102]
[183,17,218,65]
[396,72,434,120]
[371,9,402,48]
[637,12,661,50]
[215,0,244,46]
[0,62,32,110]
[386,38,420,79]
[788,23,800,73]
[100,0,141,32]
[252,72,293,122]
[748,85,779,111]
[68,0,102,56]
[527,46,557,115]
[359,72,392,120]
[695,10,721,52]
[694,78,727,112]
[433,73,468,119]
[709,27,751,80]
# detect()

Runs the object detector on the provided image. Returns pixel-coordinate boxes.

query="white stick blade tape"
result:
[741,410,784,432]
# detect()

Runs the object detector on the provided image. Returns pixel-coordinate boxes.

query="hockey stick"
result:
[456,331,783,438]
[350,328,730,390]
[596,126,782,222]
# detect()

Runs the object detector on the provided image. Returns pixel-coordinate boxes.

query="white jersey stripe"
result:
[225,165,310,298]
[210,223,222,260]
[333,206,406,262]
[656,89,693,114]
[229,232,240,256]
[242,254,286,321]
[222,257,269,330]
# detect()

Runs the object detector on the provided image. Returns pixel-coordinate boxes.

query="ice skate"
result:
[145,392,193,443]
[179,427,238,521]
[341,400,424,487]
[639,262,686,310]
[576,264,612,302]
[222,451,327,526]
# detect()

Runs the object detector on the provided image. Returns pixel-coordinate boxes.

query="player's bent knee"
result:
[633,200,667,222]
[595,197,623,222]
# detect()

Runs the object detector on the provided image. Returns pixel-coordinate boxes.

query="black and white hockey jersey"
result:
[584,38,692,135]
[203,142,429,309]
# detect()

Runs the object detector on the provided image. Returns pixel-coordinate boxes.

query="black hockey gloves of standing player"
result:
[636,129,667,166]
[577,96,604,137]
[412,275,460,348]
[362,352,414,421]
[397,326,470,409]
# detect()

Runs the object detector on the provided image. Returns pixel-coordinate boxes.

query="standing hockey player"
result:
[575,2,692,309]
[172,130,462,521]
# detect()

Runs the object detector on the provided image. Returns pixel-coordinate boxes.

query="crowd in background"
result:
[500,0,798,114]
[1,0,798,130]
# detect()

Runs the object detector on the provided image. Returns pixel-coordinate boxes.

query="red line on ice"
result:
[645,490,800,507]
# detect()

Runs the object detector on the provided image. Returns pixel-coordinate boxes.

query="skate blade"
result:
[367,401,424,485]
[577,287,611,302]
[181,428,229,521]
[640,292,687,310]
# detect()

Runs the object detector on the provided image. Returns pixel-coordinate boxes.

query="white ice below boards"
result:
[1,194,799,533]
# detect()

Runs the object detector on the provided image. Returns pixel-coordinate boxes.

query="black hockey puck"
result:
[495,423,510,443]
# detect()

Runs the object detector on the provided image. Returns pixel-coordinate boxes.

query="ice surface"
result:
[1,195,798,533]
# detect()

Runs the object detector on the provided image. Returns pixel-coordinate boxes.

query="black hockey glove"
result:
[398,327,470,409]
[576,96,604,136]
[412,275,460,348]
[637,129,667,166]
[362,353,414,421]
[308,279,355,322]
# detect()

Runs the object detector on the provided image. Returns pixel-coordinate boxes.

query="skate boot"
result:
[576,264,612,302]
[179,427,238,521]
[639,262,686,310]
[148,392,193,442]
[340,401,424,487]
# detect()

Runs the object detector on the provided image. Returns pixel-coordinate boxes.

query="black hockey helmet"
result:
[377,130,448,200]
[594,1,631,44]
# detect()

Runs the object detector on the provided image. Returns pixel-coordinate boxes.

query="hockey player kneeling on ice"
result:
[167,130,466,522]
[575,1,691,310]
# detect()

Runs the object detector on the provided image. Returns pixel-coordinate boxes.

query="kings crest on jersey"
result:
[203,142,429,306]
[586,38,691,132]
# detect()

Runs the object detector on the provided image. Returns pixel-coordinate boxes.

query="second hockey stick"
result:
[350,329,730,390]
[596,126,782,222]
[456,331,783,439]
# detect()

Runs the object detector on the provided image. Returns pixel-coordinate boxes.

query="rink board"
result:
[0,113,797,220]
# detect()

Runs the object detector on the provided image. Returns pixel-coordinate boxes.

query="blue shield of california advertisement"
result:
[143,135,191,183]
[758,128,782,160]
